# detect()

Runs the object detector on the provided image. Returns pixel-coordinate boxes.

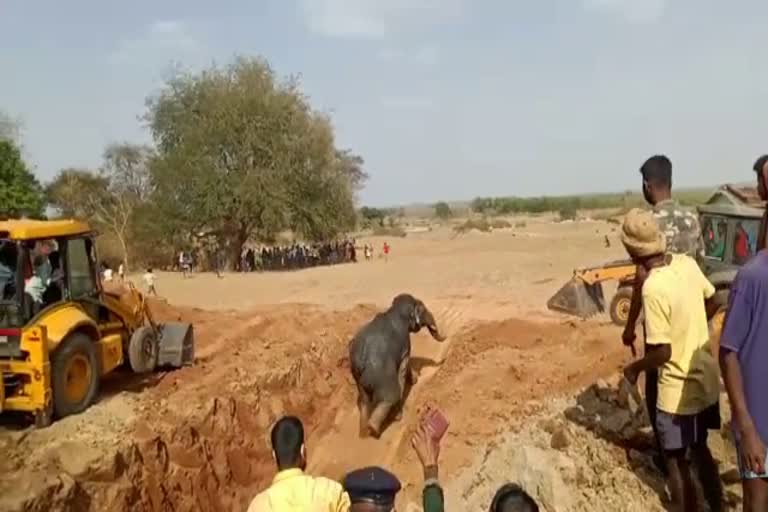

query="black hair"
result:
[640,155,672,189]
[490,484,539,512]
[270,416,304,469]
[754,155,768,173]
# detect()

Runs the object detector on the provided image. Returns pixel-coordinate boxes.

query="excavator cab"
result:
[1,219,194,427]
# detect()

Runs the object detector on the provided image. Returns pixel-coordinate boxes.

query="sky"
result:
[1,0,766,206]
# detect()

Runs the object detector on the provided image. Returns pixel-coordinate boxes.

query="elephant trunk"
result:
[423,310,447,342]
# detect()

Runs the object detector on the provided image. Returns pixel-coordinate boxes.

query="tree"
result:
[336,149,367,193]
[558,205,578,221]
[359,207,388,227]
[46,168,110,219]
[0,111,20,143]
[0,139,44,218]
[145,56,365,266]
[434,201,453,219]
[46,143,153,270]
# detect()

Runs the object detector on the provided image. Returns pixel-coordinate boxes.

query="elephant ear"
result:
[410,301,426,331]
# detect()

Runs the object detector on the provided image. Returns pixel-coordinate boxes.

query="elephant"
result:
[349,293,447,438]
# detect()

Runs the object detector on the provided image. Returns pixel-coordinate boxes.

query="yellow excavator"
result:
[546,259,636,326]
[0,219,194,427]
[548,184,764,353]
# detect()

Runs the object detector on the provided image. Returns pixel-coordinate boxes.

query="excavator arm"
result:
[547,260,636,320]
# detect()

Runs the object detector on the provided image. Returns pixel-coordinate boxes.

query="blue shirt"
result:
[721,251,768,443]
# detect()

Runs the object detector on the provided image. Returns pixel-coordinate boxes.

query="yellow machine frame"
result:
[0,219,193,427]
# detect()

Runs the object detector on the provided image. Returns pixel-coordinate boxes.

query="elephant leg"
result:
[367,400,395,439]
[394,358,409,422]
[356,382,372,438]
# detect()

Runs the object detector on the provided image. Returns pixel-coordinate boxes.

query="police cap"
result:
[343,466,402,506]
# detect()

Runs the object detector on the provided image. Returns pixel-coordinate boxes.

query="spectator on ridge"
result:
[620,208,722,512]
[343,466,401,512]
[247,416,350,512]
[411,413,444,512]
[719,154,768,512]
[489,484,539,512]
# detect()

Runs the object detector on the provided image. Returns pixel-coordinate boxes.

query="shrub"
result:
[372,226,407,237]
[558,206,578,221]
[434,201,453,219]
[453,218,492,234]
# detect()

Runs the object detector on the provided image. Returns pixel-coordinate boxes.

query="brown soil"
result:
[0,221,744,511]
[0,301,630,511]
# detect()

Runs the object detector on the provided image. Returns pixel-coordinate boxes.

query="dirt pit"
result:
[1,299,742,512]
[0,225,747,511]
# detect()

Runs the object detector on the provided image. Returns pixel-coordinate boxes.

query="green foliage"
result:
[0,111,20,143]
[0,139,44,218]
[46,143,154,270]
[372,226,406,237]
[144,56,364,264]
[470,189,711,215]
[434,201,453,219]
[46,168,110,219]
[558,206,578,221]
[359,206,394,228]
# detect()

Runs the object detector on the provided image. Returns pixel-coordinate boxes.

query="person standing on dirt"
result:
[248,416,350,512]
[620,209,723,512]
[143,268,158,297]
[719,154,768,512]
[622,154,704,475]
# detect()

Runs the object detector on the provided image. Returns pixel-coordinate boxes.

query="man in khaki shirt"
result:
[247,416,350,512]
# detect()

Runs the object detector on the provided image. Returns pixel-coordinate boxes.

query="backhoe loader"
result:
[547,184,765,348]
[0,219,194,427]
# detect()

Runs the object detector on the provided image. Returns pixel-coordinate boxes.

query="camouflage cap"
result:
[621,208,667,258]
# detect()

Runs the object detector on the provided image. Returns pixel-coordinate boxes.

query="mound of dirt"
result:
[1,301,737,512]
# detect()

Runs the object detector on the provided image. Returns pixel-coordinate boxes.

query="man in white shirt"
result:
[142,268,157,296]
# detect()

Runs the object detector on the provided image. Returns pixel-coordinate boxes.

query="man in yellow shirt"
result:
[247,416,350,512]
[620,209,723,512]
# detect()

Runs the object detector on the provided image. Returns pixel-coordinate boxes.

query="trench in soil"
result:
[0,304,630,512]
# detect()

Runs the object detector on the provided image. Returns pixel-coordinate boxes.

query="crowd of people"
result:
[238,240,359,272]
[248,413,540,512]
[171,240,394,276]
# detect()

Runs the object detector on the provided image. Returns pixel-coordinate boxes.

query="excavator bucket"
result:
[547,277,606,319]
[156,322,195,368]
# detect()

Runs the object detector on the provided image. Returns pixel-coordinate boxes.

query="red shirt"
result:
[735,231,749,259]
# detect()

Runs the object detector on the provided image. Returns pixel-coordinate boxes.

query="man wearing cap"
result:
[343,466,401,511]
[620,208,723,512]
[247,416,350,512]
[622,155,704,475]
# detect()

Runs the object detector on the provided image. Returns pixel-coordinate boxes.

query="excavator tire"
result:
[610,287,633,326]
